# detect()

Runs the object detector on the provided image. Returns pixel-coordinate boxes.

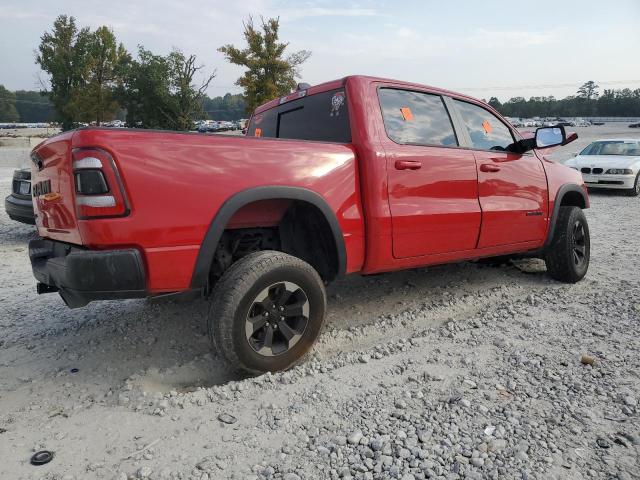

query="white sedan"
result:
[565,139,640,196]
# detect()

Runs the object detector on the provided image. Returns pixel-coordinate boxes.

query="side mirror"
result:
[519,125,578,152]
[535,126,565,148]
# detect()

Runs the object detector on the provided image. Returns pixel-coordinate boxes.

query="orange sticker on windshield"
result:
[400,107,414,121]
[482,120,492,134]
[254,128,262,138]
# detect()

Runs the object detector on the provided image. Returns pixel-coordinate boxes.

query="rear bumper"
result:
[29,238,147,308]
[5,194,35,224]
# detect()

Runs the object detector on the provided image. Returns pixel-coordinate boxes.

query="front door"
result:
[451,99,548,248]
[379,88,481,258]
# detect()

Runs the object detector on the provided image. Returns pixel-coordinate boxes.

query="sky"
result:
[1,0,640,101]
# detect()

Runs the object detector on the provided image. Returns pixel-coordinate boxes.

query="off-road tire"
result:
[627,172,640,197]
[545,206,590,283]
[208,250,326,374]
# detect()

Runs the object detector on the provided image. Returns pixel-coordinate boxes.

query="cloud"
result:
[281,7,381,21]
[0,6,48,20]
[396,27,420,40]
[470,28,559,48]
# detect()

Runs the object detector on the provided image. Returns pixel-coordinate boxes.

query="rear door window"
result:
[453,100,515,151]
[247,89,351,143]
[378,88,458,146]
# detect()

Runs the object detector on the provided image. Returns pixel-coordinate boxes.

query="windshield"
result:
[580,141,640,156]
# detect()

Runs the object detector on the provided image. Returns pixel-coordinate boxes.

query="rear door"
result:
[380,88,481,258]
[450,99,548,248]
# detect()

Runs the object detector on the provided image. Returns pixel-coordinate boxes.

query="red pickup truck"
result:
[29,75,589,373]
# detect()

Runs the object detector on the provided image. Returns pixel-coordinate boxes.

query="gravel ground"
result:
[1,125,639,480]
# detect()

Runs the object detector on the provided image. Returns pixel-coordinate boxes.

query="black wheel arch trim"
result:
[543,183,589,250]
[190,186,347,289]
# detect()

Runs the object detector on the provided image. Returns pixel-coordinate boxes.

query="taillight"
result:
[72,148,129,219]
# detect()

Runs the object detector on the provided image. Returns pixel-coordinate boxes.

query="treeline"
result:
[0,87,55,122]
[488,81,640,118]
[0,85,245,124]
[1,14,307,130]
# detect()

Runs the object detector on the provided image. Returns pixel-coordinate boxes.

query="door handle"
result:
[480,163,501,172]
[395,160,422,170]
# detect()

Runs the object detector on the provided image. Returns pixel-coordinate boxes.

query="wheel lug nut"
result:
[263,312,269,317]
[279,306,284,311]
[280,316,285,321]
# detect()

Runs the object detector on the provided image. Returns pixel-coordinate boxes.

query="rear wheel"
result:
[544,206,590,283]
[627,172,640,197]
[208,251,326,374]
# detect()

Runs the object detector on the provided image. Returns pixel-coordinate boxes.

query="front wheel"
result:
[208,251,326,374]
[544,206,590,283]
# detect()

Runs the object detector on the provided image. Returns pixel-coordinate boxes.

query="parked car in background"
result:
[573,119,591,127]
[28,75,588,373]
[565,139,640,196]
[629,122,640,128]
[5,168,35,224]
[198,120,220,132]
[103,120,125,128]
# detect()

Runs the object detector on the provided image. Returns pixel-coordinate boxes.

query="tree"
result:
[118,47,172,129]
[487,97,502,111]
[202,93,246,120]
[14,90,54,122]
[36,15,92,130]
[73,26,129,125]
[167,50,215,130]
[219,17,311,112]
[119,47,214,130]
[577,81,599,100]
[0,85,20,122]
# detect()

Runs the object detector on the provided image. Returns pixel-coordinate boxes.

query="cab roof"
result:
[253,75,485,115]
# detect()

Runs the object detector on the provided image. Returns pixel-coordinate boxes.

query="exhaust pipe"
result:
[36,283,59,294]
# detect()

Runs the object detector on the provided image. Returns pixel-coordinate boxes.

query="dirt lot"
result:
[1,125,639,480]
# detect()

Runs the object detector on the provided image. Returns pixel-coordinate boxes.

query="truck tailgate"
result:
[31,131,83,245]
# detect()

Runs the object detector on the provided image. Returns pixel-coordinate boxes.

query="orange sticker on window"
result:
[482,120,492,134]
[254,128,262,138]
[400,107,414,121]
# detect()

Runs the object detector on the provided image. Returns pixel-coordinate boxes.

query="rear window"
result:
[247,88,351,143]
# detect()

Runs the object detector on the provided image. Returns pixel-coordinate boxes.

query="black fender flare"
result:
[190,186,347,289]
[542,183,589,250]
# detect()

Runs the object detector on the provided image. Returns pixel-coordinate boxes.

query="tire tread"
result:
[208,250,325,374]
[545,206,589,283]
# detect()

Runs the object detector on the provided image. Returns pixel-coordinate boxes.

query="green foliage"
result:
[202,93,246,120]
[0,85,20,122]
[487,97,502,111]
[14,91,54,122]
[219,17,311,113]
[494,87,640,118]
[167,50,216,130]
[118,47,215,130]
[577,81,599,100]
[36,15,93,130]
[36,17,129,127]
[71,26,130,125]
